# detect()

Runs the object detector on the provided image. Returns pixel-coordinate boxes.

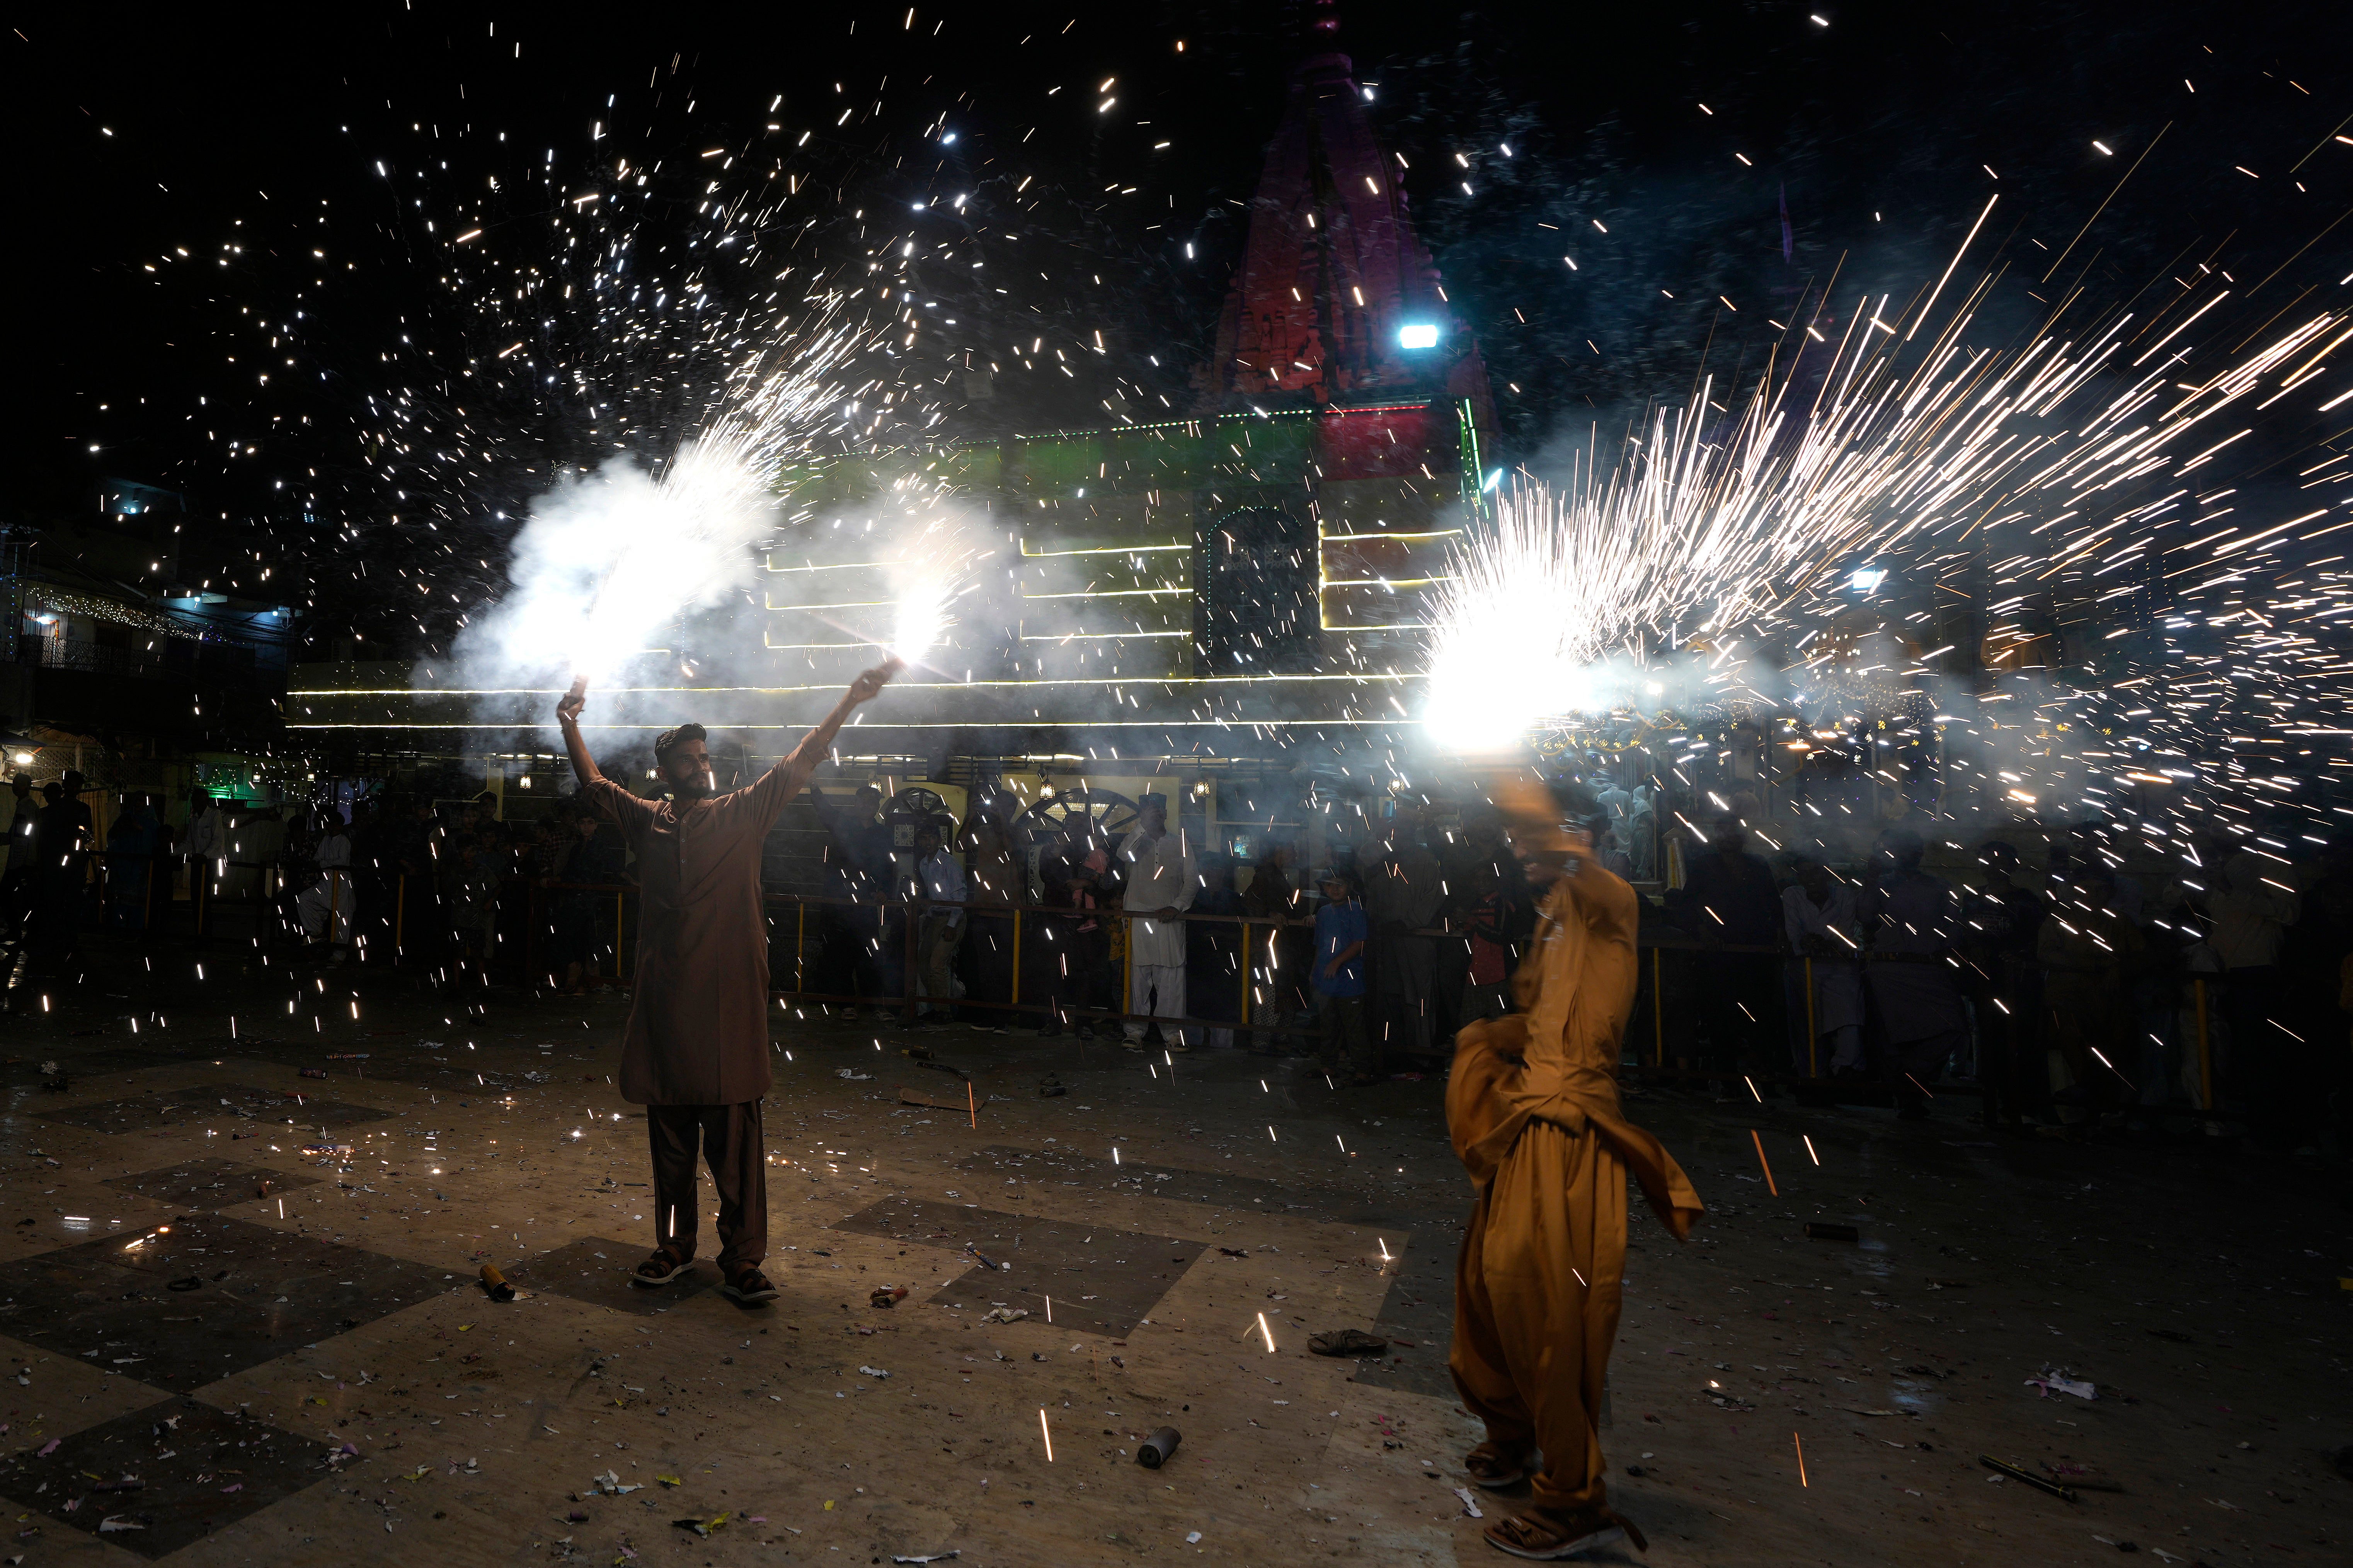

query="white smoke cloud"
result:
[446,437,776,700]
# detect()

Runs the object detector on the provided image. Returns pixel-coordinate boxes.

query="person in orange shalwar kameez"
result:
[1450,796,1705,1560]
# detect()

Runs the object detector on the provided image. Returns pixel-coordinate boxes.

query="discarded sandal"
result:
[1307,1328,1390,1359]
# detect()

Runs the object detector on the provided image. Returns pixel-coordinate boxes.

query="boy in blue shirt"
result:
[1313,869,1377,1085]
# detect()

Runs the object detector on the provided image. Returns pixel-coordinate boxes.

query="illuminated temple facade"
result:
[756,24,1495,725]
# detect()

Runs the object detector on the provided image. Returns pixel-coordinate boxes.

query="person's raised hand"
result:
[557,675,589,726]
[848,659,903,705]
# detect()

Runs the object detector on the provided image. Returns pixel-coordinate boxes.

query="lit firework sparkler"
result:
[267,85,1010,702]
[555,312,870,686]
[1423,244,2353,789]
[884,507,984,666]
[887,564,955,665]
[1419,476,1657,753]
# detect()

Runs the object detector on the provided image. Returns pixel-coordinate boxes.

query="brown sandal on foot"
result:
[1463,1442,1532,1490]
[629,1242,694,1287]
[1482,1507,1648,1560]
[721,1265,779,1304]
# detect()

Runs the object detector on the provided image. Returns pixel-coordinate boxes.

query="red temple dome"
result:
[1199,1,1491,423]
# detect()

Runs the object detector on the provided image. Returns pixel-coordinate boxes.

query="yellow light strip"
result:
[1019,542,1189,557]
[762,558,911,573]
[291,717,1429,731]
[289,672,1418,697]
[1018,587,1193,600]
[1320,577,1456,588]
[767,598,903,611]
[1016,629,1187,641]
[1320,530,1465,542]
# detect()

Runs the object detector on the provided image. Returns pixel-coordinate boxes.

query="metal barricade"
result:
[749,889,1322,1039]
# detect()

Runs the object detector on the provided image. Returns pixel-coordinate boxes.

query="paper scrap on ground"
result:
[2026,1369,2096,1400]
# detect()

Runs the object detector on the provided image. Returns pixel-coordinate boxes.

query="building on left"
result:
[1,479,301,929]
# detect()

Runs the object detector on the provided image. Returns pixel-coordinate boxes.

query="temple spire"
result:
[1197,3,1489,417]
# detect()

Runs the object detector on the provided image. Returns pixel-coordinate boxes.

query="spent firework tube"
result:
[1978,1455,2075,1501]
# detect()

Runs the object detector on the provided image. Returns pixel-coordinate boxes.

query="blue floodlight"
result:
[1398,323,1441,349]
[1481,468,1505,493]
[1849,566,1888,592]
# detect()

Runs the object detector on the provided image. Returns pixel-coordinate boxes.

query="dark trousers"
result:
[0,866,34,943]
[963,912,1015,1016]
[2222,965,2286,1134]
[1372,931,1440,1058]
[1975,991,2047,1124]
[188,859,215,941]
[1434,930,1473,1047]
[31,869,82,959]
[646,1099,768,1271]
[550,896,596,969]
[1317,992,1373,1076]
[1045,925,1108,1024]
[1695,952,1780,1075]
[397,874,447,966]
[819,905,888,1006]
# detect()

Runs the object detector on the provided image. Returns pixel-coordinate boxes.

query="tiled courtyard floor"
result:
[2,939,2346,1565]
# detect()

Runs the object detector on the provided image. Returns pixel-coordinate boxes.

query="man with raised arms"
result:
[557,661,898,1303]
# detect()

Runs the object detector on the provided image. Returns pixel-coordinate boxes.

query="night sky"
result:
[10,2,2350,656]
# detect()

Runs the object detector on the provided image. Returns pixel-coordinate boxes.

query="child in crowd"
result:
[1313,868,1376,1085]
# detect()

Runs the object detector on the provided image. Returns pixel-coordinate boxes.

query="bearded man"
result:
[558,662,897,1303]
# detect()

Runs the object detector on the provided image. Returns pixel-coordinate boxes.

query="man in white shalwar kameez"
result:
[1118,794,1195,1049]
[1781,857,1864,1074]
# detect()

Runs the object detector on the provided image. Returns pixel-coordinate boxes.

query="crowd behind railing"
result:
[5,774,2345,1148]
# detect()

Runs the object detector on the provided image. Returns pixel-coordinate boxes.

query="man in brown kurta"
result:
[559,662,897,1303]
[1450,792,1704,1559]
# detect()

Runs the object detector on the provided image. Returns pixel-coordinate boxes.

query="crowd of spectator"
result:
[783,789,1534,1088]
[803,786,1330,1056]
[7,767,2342,1151]
[0,778,635,991]
[359,791,629,987]
[1665,811,2353,1151]
[0,769,96,968]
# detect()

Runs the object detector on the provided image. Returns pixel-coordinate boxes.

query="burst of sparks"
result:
[1423,258,2351,864]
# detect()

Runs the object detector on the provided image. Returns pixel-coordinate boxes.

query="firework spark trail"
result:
[885,515,972,666]
[257,78,1013,698]
[417,129,938,701]
[562,307,873,679]
[1425,270,2353,762]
